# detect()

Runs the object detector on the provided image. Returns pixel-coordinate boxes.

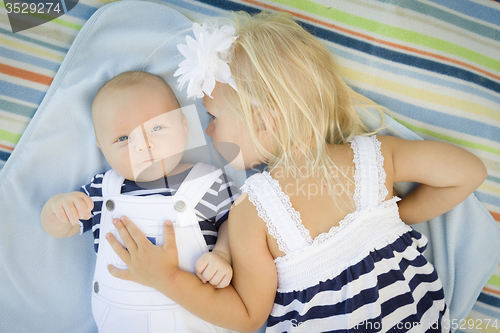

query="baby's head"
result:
[92,71,188,182]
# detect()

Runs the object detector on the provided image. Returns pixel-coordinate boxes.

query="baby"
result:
[41,71,237,333]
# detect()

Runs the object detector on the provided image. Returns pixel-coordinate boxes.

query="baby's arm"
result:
[195,171,239,288]
[41,192,93,238]
[383,136,487,224]
[195,220,233,288]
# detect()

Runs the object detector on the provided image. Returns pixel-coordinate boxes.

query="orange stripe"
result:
[241,0,500,81]
[0,63,52,86]
[483,286,500,296]
[0,143,14,152]
[490,211,500,222]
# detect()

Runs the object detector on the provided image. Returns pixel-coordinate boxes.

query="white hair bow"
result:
[174,21,238,99]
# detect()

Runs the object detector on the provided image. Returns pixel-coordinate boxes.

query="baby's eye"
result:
[116,135,129,142]
[206,112,216,120]
[152,125,163,132]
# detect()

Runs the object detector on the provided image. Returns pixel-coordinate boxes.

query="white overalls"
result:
[92,162,226,333]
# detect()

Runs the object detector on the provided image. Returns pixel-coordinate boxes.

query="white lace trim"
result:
[350,138,362,210]
[261,172,314,245]
[241,136,394,263]
[371,135,389,203]
[262,171,361,248]
[241,182,290,256]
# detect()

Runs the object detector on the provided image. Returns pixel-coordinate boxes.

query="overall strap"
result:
[243,174,310,255]
[175,162,223,206]
[101,169,125,196]
[351,136,385,211]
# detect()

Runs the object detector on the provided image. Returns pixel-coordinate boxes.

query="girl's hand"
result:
[106,217,180,291]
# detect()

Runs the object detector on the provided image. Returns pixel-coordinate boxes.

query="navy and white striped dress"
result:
[79,166,239,253]
[241,136,449,333]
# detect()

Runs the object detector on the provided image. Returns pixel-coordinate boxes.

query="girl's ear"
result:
[255,109,275,135]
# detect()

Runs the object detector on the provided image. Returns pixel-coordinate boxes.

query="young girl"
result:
[105,12,487,333]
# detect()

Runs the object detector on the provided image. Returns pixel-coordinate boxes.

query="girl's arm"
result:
[107,195,277,332]
[380,135,487,224]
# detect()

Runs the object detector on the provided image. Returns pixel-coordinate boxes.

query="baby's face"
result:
[93,82,188,182]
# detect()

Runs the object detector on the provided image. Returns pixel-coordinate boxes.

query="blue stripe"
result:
[64,2,101,21]
[417,289,446,317]
[195,0,500,94]
[487,174,500,185]
[193,0,261,14]
[0,99,37,118]
[0,82,46,105]
[270,288,445,331]
[386,306,446,332]
[471,302,500,319]
[329,45,500,106]
[350,88,500,143]
[0,46,60,71]
[428,0,500,26]
[409,270,440,291]
[275,255,375,306]
[376,0,500,41]
[270,286,382,325]
[381,291,416,316]
[477,292,500,308]
[159,0,227,17]
[302,22,500,94]
[474,192,500,208]
[0,150,11,162]
[275,230,426,307]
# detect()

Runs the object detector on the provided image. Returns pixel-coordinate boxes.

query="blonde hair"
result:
[223,11,386,204]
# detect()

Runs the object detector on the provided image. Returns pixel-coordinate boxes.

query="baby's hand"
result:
[195,250,233,289]
[47,192,93,226]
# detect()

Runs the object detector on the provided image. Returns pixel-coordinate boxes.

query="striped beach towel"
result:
[0,1,499,332]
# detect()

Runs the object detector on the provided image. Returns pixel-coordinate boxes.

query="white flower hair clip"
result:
[174,21,238,99]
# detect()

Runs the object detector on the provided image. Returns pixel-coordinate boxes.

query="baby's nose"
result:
[135,135,154,152]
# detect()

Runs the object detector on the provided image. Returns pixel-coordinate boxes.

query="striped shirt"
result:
[79,166,239,253]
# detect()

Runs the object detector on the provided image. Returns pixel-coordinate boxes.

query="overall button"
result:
[105,200,115,211]
[94,281,99,294]
[174,200,186,212]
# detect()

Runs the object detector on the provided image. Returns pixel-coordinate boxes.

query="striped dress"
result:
[241,136,449,333]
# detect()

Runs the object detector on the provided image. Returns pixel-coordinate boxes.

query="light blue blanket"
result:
[0,1,498,332]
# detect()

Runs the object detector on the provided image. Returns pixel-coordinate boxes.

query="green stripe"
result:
[487,274,500,288]
[0,129,22,145]
[0,2,82,34]
[0,99,37,118]
[0,26,68,53]
[394,118,500,156]
[270,0,500,72]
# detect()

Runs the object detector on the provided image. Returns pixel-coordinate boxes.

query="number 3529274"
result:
[5,2,62,14]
